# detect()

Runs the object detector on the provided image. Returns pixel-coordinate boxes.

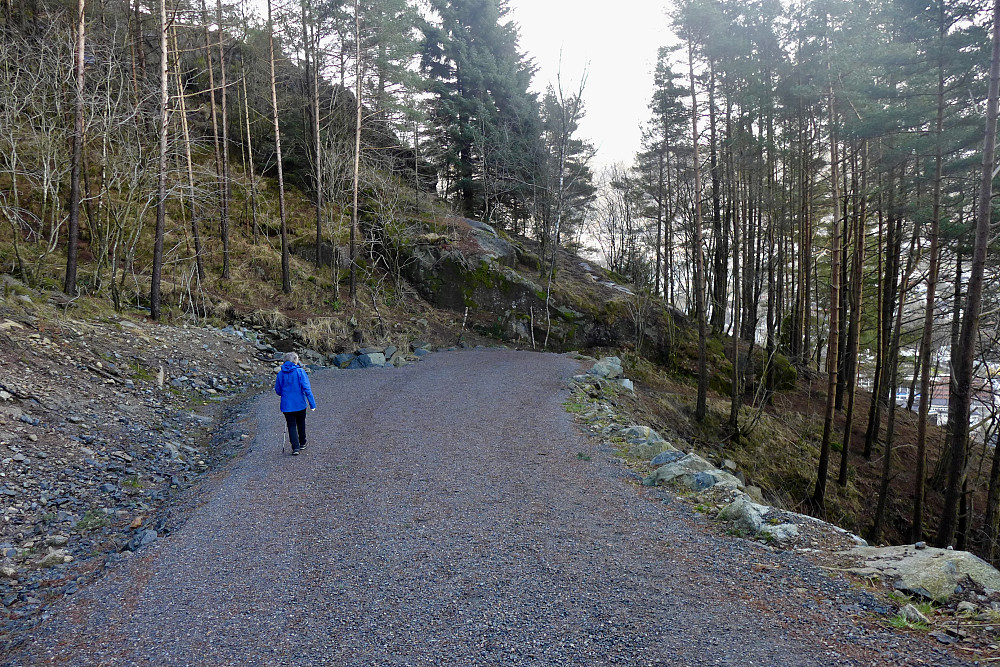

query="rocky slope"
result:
[570,355,1000,659]
[0,294,275,647]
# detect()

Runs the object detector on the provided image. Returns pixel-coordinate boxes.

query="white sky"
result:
[506,0,675,171]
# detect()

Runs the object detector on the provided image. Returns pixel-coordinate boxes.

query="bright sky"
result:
[506,0,676,171]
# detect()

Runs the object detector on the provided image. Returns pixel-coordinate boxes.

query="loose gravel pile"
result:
[5,350,973,666]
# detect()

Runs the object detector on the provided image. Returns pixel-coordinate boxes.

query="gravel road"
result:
[5,350,971,666]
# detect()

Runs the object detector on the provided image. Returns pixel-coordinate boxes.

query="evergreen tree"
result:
[420,0,542,223]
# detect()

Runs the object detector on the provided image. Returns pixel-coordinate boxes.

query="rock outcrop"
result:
[846,544,1000,602]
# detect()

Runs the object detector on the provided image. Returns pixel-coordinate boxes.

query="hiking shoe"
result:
[300,442,307,450]
[292,448,300,456]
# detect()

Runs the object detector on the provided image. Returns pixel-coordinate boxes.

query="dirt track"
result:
[4,350,971,666]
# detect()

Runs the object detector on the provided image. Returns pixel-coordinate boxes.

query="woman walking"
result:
[274,352,316,455]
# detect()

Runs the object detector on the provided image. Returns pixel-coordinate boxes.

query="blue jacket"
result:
[274,362,317,412]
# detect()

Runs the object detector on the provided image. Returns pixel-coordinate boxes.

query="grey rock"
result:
[414,348,431,358]
[717,494,770,534]
[900,603,930,625]
[411,340,430,351]
[35,548,70,568]
[650,450,686,466]
[642,453,714,487]
[619,425,666,445]
[957,601,978,614]
[760,523,800,543]
[848,544,1000,602]
[588,356,623,379]
[44,535,69,547]
[355,353,386,368]
[333,353,356,369]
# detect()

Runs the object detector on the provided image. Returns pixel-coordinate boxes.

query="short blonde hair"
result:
[283,352,300,364]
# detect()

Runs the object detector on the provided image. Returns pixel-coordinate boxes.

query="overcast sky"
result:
[506,0,675,171]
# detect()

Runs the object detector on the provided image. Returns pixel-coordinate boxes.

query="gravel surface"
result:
[4,350,973,666]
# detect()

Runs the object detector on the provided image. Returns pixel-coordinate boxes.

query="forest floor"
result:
[1,349,979,666]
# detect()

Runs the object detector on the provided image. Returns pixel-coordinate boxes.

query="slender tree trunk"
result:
[872,228,919,542]
[932,247,964,489]
[729,181,741,441]
[708,64,726,335]
[268,0,291,294]
[217,0,231,279]
[839,143,868,485]
[240,64,259,243]
[64,0,86,296]
[306,0,323,269]
[688,38,709,423]
[200,0,223,275]
[173,28,204,281]
[813,83,842,509]
[350,0,362,303]
[936,0,1000,548]
[913,23,946,541]
[150,0,169,320]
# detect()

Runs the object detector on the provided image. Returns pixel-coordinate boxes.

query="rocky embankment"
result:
[569,355,1000,657]
[0,312,277,648]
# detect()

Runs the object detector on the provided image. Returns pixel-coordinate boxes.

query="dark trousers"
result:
[283,409,307,451]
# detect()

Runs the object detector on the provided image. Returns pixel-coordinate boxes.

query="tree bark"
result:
[936,0,1000,548]
[350,0,361,303]
[64,0,86,296]
[688,37,709,423]
[268,0,291,294]
[913,15,946,541]
[217,0,231,279]
[813,81,842,509]
[150,0,169,320]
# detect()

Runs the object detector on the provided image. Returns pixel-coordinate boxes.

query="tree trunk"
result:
[813,83,842,509]
[688,38,709,423]
[173,28,204,281]
[217,0,231,279]
[839,142,868,486]
[150,0,169,320]
[64,0,86,296]
[268,0,291,294]
[200,0,223,276]
[872,227,919,542]
[936,0,1000,548]
[350,0,362,303]
[913,20,946,541]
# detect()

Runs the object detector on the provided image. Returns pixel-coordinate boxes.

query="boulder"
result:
[717,494,770,535]
[846,544,1000,602]
[619,425,667,446]
[680,470,743,492]
[35,548,70,568]
[761,523,800,543]
[355,353,386,368]
[900,603,930,625]
[333,353,356,369]
[650,449,686,466]
[589,357,623,379]
[642,453,714,487]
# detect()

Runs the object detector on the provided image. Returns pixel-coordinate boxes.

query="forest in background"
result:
[5,0,1000,563]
